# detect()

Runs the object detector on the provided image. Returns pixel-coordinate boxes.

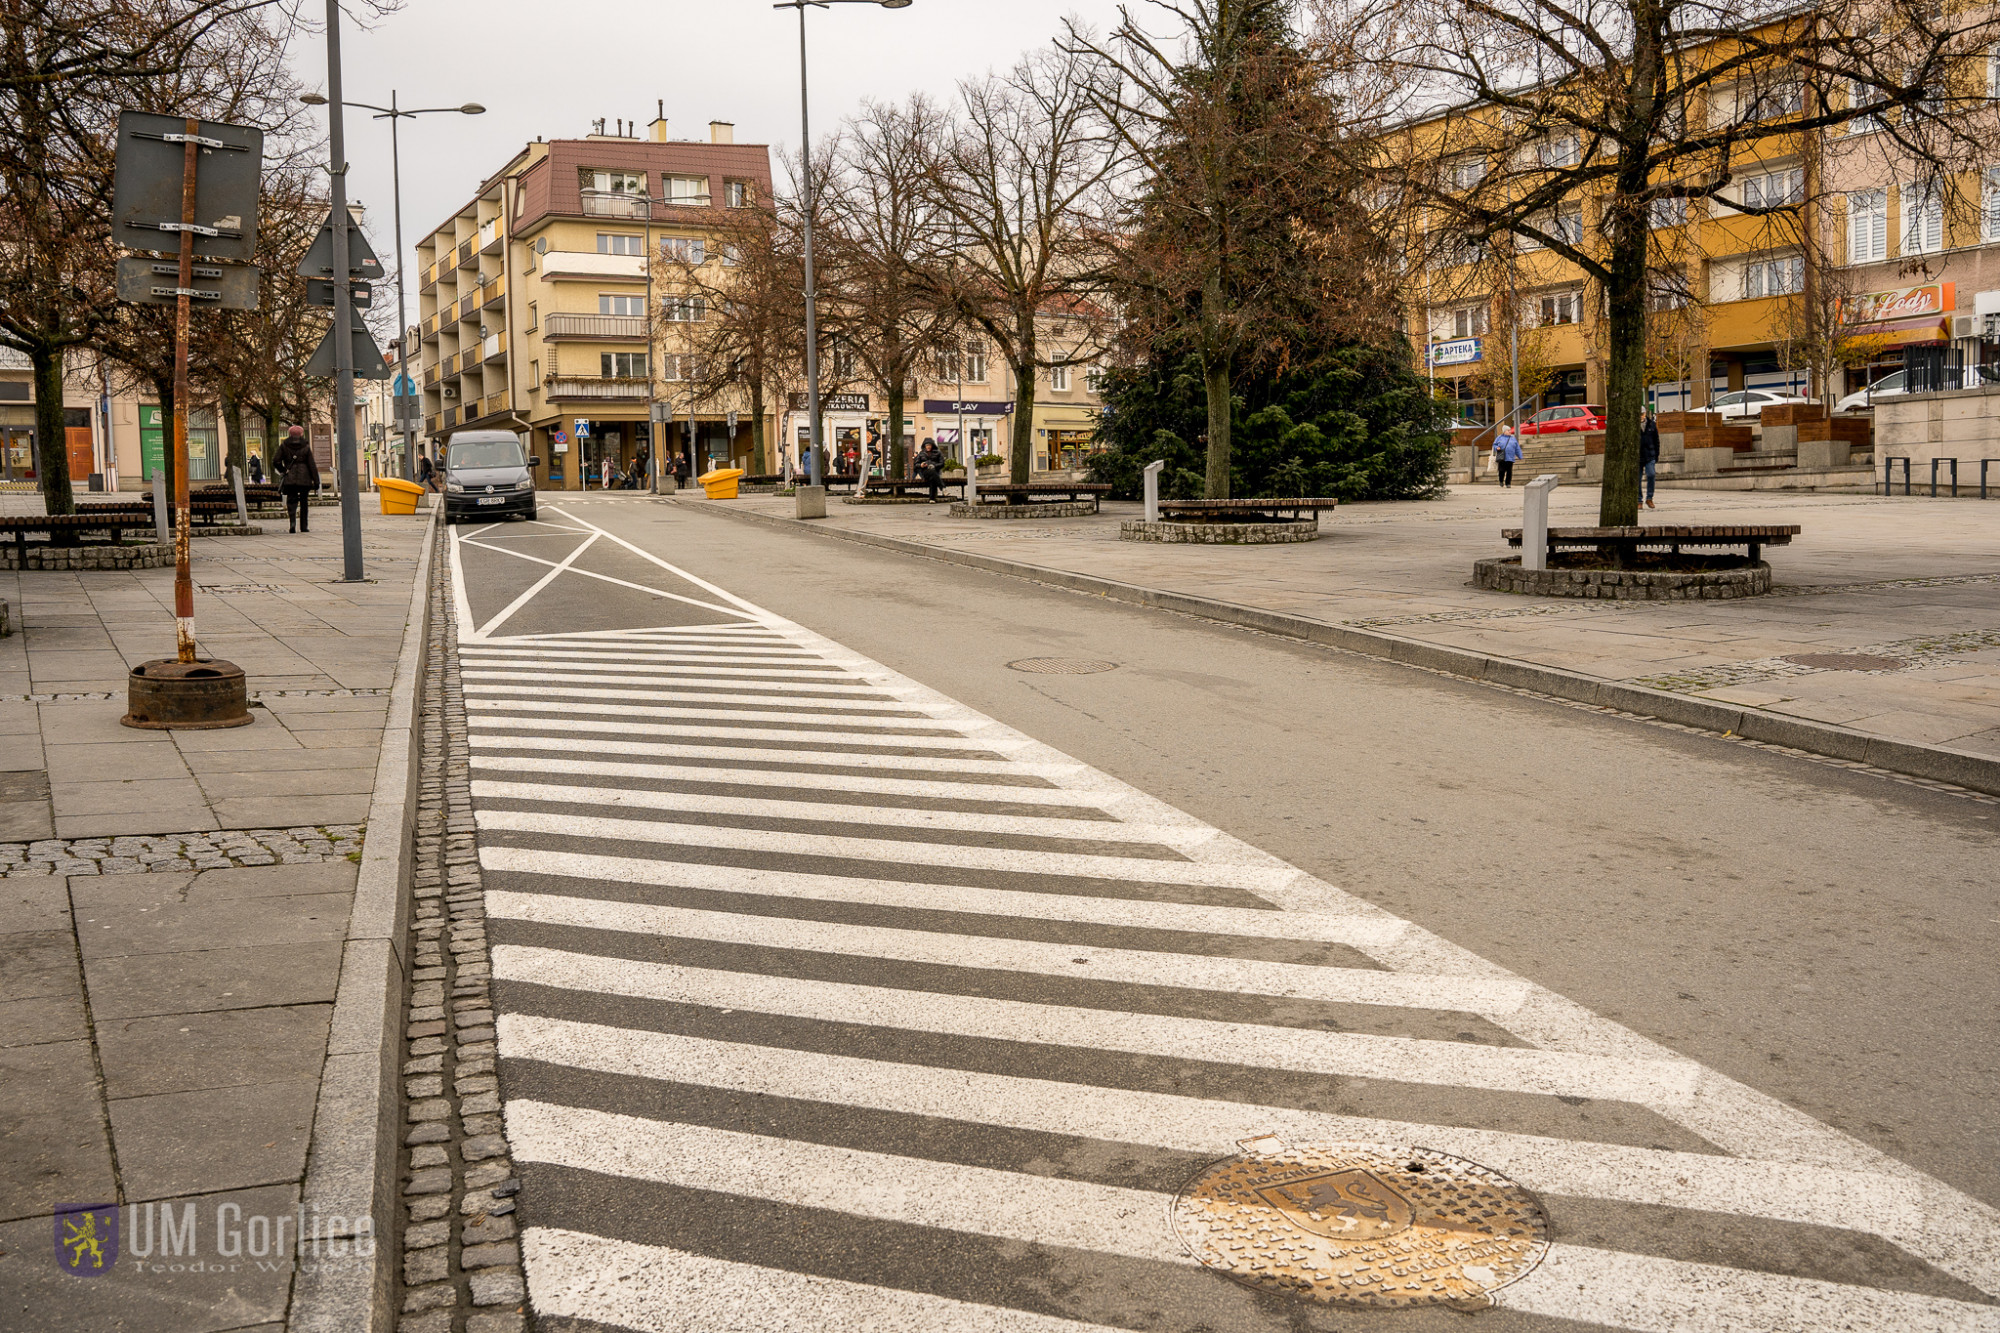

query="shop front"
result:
[921,399,1012,466]
[1837,282,1955,396]
[790,392,870,474]
[1036,407,1098,471]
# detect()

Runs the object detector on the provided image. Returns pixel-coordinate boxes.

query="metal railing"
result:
[581,191,651,219]
[541,313,647,341]
[544,376,649,401]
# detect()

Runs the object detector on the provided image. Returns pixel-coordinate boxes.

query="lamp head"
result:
[879,0,912,7]
[460,103,485,115]
[301,92,328,105]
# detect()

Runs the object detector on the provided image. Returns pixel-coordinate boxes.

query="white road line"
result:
[498,1015,1929,1243]
[467,724,1025,754]
[479,847,1407,945]
[469,778,1218,850]
[492,947,1699,1104]
[465,732,1070,776]
[463,679,901,700]
[459,650,830,667]
[520,1229,1131,1333]
[463,666,870,685]
[483,889,1524,1014]
[509,1101,1999,1333]
[475,530,600,638]
[468,695,947,719]
[466,709,964,733]
[466,750,1089,800]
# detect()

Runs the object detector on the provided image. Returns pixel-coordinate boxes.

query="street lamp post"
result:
[773,0,911,488]
[307,91,484,482]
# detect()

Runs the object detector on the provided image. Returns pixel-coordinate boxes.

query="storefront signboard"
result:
[1426,337,1483,367]
[1839,282,1954,327]
[789,392,869,413]
[921,400,1015,416]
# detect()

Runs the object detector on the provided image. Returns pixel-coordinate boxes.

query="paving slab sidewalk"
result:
[702,485,2000,763]
[0,505,429,1333]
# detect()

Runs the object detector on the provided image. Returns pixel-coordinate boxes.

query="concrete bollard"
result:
[1522,474,1558,572]
[230,465,248,525]
[151,469,170,543]
[796,484,827,520]
[1143,459,1165,522]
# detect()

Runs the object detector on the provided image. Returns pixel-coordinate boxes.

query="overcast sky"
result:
[291,0,1133,315]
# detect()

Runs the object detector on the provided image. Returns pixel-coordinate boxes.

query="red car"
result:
[1518,405,1606,435]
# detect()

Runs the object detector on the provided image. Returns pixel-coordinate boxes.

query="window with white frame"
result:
[719,243,741,267]
[1050,363,1071,391]
[1847,189,1887,261]
[1847,79,1886,134]
[1440,303,1490,339]
[659,354,702,382]
[1984,167,2000,243]
[584,169,646,195]
[1538,135,1579,168]
[596,233,644,255]
[965,346,988,383]
[598,293,644,316]
[1650,195,1688,228]
[1084,366,1105,394]
[1899,182,1944,255]
[1536,291,1581,326]
[1738,167,1804,210]
[1450,155,1487,190]
[1520,204,1582,249]
[724,180,752,208]
[661,296,707,322]
[600,351,647,378]
[662,174,710,205]
[1750,79,1804,120]
[1647,269,1690,310]
[1741,253,1805,298]
[659,237,706,264]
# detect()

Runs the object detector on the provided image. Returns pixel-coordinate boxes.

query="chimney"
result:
[649,99,670,143]
[709,121,734,145]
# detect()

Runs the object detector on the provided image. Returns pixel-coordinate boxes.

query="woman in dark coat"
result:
[273,426,320,533]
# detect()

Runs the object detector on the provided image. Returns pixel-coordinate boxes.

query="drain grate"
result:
[1007,658,1118,675]
[1172,1140,1549,1310]
[1781,653,1909,672]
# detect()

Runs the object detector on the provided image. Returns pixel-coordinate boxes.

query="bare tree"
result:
[1325,0,2000,525]
[921,50,1124,486]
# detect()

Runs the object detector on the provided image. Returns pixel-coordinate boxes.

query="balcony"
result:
[482,333,506,364]
[541,313,647,341]
[479,218,503,253]
[536,251,646,283]
[480,389,511,417]
[463,343,484,372]
[441,352,459,379]
[545,376,649,402]
[422,364,440,388]
[458,293,480,324]
[420,261,437,293]
[443,406,458,428]
[421,313,439,342]
[479,275,506,307]
[581,190,650,219]
[456,239,476,270]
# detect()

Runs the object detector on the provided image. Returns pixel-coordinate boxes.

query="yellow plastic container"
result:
[697,467,745,500]
[375,477,426,515]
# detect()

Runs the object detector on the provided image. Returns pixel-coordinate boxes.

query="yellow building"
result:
[415,116,774,489]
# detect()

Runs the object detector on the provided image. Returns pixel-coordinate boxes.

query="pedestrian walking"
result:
[1639,409,1661,511]
[417,451,435,492]
[1492,425,1522,489]
[914,438,943,502]
[248,454,264,485]
[274,425,319,533]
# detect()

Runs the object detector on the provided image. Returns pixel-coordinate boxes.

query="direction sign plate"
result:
[307,278,373,309]
[115,256,260,311]
[112,112,263,262]
[297,211,384,281]
[304,322,393,380]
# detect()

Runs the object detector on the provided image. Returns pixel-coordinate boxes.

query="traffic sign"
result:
[307,278,373,309]
[552,430,569,445]
[727,411,739,431]
[650,402,674,423]
[115,255,260,310]
[575,421,592,438]
[297,209,384,280]
[112,111,263,262]
[305,322,392,379]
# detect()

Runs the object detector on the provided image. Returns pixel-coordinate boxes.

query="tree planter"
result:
[1121,517,1319,544]
[1474,555,1771,599]
[952,500,1097,519]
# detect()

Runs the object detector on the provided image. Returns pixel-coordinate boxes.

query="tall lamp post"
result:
[304,91,484,481]
[774,0,911,487]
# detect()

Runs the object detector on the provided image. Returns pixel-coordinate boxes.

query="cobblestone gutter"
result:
[393,554,527,1333]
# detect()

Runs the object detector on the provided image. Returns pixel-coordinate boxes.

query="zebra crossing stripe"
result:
[505,1100,2000,1333]
[490,946,1700,1104]
[466,755,1103,805]
[460,646,823,663]
[464,722,1024,752]
[465,731,1067,776]
[463,665,868,684]
[477,846,1408,944]
[468,693,952,718]
[464,678,900,700]
[519,1229,1134,1333]
[483,888,1527,1014]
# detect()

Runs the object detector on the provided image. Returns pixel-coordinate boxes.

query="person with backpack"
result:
[1639,409,1661,511]
[274,426,320,533]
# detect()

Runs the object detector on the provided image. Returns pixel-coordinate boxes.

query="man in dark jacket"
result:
[914,438,944,501]
[273,425,320,533]
[1639,410,1661,511]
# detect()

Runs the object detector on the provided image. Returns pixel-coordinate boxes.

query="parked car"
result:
[442,429,539,524]
[1835,366,1992,414]
[1709,388,1812,421]
[1518,405,1606,435]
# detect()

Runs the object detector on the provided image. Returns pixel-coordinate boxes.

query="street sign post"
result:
[306,278,372,308]
[115,256,260,310]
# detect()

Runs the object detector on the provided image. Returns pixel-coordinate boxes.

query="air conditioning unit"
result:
[441,386,457,399]
[1952,315,1974,338]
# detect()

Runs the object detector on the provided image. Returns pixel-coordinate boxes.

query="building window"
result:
[663,174,710,205]
[1443,303,1489,338]
[720,243,741,267]
[1847,79,1886,134]
[725,180,752,208]
[965,347,987,383]
[586,170,646,195]
[1741,253,1805,299]
[1649,195,1687,228]
[660,237,706,264]
[601,351,647,378]
[526,301,538,331]
[1984,167,2000,243]
[1050,363,1070,391]
[1738,167,1804,210]
[596,233,644,255]
[1537,291,1580,326]
[661,296,706,322]
[659,354,702,382]
[1450,155,1486,190]
[1899,182,1944,255]
[1084,367,1105,395]
[1538,135,1579,168]
[1848,190,1887,262]
[1647,270,1690,310]
[599,294,644,316]
[1749,79,1803,120]
[1520,204,1581,250]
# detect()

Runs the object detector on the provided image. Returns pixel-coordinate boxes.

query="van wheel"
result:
[525,506,537,522]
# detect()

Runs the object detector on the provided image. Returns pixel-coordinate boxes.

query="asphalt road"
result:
[448,495,2000,1333]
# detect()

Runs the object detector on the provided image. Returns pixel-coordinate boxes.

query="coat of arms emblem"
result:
[55,1204,119,1276]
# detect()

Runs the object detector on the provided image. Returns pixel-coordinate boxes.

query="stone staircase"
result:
[1516,432,1590,481]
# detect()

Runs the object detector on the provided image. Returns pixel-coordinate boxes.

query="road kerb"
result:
[289,506,439,1333]
[681,499,2000,800]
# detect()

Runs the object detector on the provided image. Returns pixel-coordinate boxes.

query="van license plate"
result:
[476,497,504,506]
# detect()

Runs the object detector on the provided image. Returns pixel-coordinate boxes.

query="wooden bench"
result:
[84,499,251,528]
[1503,524,1801,564]
[0,513,151,559]
[868,476,968,500]
[1160,497,1340,522]
[968,482,1111,509]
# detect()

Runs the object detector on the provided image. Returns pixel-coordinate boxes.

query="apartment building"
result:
[414,115,774,489]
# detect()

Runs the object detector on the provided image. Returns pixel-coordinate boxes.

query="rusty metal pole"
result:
[171,118,199,662]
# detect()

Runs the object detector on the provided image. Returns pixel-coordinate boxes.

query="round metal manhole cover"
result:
[1172,1140,1549,1310]
[1781,653,1909,672]
[1006,658,1118,675]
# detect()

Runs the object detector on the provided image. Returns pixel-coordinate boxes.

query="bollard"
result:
[1143,459,1165,522]
[1930,457,1958,499]
[795,484,827,520]
[230,464,248,525]
[1982,458,1999,500]
[1522,474,1558,572]
[151,468,170,543]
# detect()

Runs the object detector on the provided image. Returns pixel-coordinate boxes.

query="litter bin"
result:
[376,477,426,515]
[697,467,745,500]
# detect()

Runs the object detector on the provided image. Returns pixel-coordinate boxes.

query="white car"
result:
[1835,367,1989,414]
[1709,388,1813,421]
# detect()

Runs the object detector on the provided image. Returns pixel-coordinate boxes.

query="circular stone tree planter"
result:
[950,500,1097,519]
[1121,517,1318,544]
[1474,556,1771,599]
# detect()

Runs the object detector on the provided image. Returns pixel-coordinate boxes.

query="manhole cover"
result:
[1172,1140,1549,1310]
[1007,658,1118,675]
[1781,653,1909,672]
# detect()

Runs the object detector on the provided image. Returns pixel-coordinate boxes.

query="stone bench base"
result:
[951,500,1097,519]
[191,523,265,537]
[1121,518,1318,544]
[1474,557,1770,599]
[845,495,945,505]
[2,543,172,571]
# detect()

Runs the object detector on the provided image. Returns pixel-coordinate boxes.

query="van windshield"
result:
[448,436,525,469]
